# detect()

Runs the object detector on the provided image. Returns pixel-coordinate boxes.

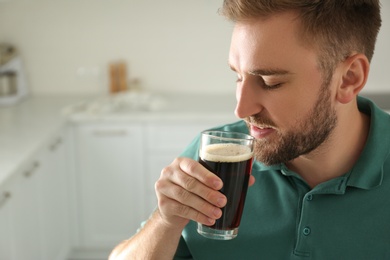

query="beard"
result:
[246,81,337,166]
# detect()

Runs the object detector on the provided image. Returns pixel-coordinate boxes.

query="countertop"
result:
[63,92,238,123]
[0,93,238,187]
[0,95,88,186]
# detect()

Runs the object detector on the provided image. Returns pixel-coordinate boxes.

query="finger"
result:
[178,158,223,190]
[169,167,227,208]
[158,159,226,208]
[156,174,224,219]
[155,177,218,224]
[158,180,224,218]
[248,175,256,187]
[159,196,218,226]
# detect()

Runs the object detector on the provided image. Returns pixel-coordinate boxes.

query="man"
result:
[110,0,390,259]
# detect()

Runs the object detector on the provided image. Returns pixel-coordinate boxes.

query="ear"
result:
[336,53,370,104]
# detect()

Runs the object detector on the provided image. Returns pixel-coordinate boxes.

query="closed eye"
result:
[262,82,283,90]
[235,74,283,90]
[258,76,283,90]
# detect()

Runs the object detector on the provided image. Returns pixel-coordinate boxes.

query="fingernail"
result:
[213,180,222,189]
[213,208,222,218]
[207,218,215,225]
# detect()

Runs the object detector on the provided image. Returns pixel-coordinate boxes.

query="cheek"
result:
[291,73,324,109]
[266,85,321,129]
[263,92,306,125]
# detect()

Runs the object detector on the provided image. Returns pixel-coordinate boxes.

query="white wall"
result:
[0,0,388,95]
[366,1,390,93]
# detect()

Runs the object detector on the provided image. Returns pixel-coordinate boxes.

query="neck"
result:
[286,105,370,189]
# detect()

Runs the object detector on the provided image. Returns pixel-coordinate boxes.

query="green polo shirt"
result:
[174,96,390,259]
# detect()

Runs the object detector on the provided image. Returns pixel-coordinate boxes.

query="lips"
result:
[250,124,275,139]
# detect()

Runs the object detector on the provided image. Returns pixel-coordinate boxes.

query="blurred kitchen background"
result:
[0,0,237,95]
[0,1,389,260]
[0,0,389,96]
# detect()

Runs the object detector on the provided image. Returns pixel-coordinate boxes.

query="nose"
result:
[235,81,262,118]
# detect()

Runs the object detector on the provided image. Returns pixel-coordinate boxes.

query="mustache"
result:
[245,115,277,129]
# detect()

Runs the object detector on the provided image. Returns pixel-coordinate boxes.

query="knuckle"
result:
[154,179,164,192]
[172,157,182,164]
[157,195,171,214]
[199,200,211,215]
[193,210,203,223]
[176,203,191,217]
[176,186,191,201]
[183,176,197,191]
[180,158,198,173]
[160,165,171,178]
[157,196,167,209]
[204,189,216,203]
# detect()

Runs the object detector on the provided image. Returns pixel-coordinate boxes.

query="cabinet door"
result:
[0,131,70,260]
[75,124,145,248]
[0,184,16,260]
[40,131,70,260]
[12,160,45,260]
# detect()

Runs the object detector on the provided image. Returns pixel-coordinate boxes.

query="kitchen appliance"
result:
[0,56,28,106]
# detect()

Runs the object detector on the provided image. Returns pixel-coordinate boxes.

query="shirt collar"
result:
[345,96,390,190]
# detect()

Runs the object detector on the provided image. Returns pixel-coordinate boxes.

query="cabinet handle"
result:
[0,192,11,209]
[24,161,40,178]
[49,137,63,151]
[92,129,128,137]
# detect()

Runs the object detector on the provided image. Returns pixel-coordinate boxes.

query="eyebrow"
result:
[248,69,291,77]
[229,63,291,77]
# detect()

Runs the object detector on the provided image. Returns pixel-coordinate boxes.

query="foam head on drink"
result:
[199,143,253,230]
[200,143,253,162]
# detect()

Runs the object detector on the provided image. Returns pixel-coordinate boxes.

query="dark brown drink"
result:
[199,143,253,230]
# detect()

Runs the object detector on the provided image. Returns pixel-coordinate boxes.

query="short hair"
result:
[220,0,382,76]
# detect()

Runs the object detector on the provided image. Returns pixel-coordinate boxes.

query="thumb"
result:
[248,175,256,187]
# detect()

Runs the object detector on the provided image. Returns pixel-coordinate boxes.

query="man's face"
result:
[228,12,337,165]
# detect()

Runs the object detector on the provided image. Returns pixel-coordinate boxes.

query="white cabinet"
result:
[12,160,45,260]
[0,183,16,260]
[73,123,146,249]
[0,131,70,260]
[40,131,70,260]
[0,161,45,260]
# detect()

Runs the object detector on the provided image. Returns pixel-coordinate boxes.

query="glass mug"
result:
[197,130,254,240]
